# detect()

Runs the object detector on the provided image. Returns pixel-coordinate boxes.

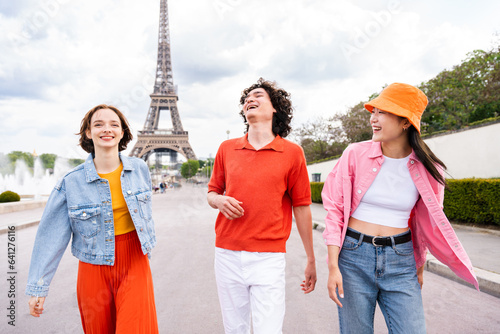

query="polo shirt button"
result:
[108,212,112,216]
[82,212,87,217]
[410,160,415,164]
[134,209,138,213]
[416,173,419,177]
[357,190,362,194]
[428,198,432,201]
[127,190,132,195]
[372,168,377,172]
[140,228,143,232]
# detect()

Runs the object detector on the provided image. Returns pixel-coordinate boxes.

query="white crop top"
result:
[351,155,419,228]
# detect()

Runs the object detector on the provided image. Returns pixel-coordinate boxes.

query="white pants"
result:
[214,247,286,334]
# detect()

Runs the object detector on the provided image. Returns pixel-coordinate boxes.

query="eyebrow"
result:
[92,119,120,124]
[245,90,265,100]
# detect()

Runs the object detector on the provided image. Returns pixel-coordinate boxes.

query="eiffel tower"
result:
[130,0,196,164]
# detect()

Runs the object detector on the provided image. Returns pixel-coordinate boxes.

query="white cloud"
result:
[0,0,499,161]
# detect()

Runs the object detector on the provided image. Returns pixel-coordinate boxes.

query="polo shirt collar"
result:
[235,133,284,152]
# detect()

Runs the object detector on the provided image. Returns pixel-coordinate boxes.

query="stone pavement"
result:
[1,199,499,298]
[309,202,500,298]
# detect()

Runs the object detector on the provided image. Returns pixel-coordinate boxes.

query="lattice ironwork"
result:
[130,0,196,162]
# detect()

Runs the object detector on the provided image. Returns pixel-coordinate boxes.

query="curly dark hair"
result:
[239,78,293,138]
[77,104,133,154]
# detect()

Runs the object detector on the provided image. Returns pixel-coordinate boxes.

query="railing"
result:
[138,130,188,136]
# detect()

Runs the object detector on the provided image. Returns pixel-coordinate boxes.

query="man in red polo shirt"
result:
[207,78,317,333]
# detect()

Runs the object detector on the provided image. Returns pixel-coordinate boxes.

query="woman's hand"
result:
[417,265,424,289]
[328,267,344,308]
[28,296,45,317]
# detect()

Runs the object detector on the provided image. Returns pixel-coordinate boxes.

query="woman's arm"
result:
[25,182,72,315]
[327,245,344,307]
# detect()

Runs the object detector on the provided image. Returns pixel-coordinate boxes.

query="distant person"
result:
[322,83,479,333]
[26,104,158,333]
[207,78,317,333]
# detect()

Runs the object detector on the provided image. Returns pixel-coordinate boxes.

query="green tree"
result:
[8,151,34,168]
[292,117,347,162]
[333,100,373,143]
[181,159,200,179]
[420,47,500,133]
[68,158,85,167]
[39,153,58,169]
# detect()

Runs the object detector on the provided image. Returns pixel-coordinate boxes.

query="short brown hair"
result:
[239,78,293,138]
[77,104,133,153]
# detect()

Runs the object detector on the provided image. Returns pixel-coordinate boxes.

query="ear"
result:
[402,118,411,130]
[86,129,92,140]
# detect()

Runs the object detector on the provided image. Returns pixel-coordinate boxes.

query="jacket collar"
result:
[84,153,133,183]
[235,133,284,152]
[368,140,419,163]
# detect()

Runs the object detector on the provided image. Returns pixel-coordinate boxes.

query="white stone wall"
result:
[307,121,500,182]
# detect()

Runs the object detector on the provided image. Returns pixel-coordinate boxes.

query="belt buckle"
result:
[372,236,381,247]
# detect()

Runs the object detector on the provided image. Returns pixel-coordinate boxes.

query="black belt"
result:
[346,228,412,247]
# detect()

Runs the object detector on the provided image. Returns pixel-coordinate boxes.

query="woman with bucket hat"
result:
[322,83,478,333]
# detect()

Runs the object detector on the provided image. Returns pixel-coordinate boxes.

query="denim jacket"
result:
[25,154,156,297]
[322,140,478,289]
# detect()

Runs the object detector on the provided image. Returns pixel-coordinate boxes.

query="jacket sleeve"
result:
[321,149,352,247]
[25,180,72,297]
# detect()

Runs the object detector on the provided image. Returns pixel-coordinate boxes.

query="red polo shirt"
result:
[208,134,312,252]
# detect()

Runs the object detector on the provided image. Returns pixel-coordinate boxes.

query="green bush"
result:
[444,179,500,226]
[310,182,324,203]
[0,191,21,203]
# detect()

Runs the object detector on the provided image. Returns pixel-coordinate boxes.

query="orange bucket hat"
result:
[364,83,428,133]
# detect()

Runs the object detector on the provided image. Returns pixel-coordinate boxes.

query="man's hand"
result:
[328,266,344,308]
[28,296,45,317]
[300,260,317,294]
[208,192,244,220]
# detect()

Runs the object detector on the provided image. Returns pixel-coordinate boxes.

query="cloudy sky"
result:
[1,0,499,161]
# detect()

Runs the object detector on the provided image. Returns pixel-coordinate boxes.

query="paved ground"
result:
[0,185,499,333]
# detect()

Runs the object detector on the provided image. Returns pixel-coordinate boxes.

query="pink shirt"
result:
[322,140,478,289]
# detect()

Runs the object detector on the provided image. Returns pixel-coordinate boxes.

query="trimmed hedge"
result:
[310,182,324,203]
[310,179,500,226]
[0,190,21,203]
[444,179,500,226]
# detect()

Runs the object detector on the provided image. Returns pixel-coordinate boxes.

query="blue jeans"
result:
[338,228,426,334]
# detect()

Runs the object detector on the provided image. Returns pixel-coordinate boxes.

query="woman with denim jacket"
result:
[322,83,478,334]
[26,104,158,333]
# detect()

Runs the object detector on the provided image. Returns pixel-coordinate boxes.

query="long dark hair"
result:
[239,78,293,138]
[408,126,447,185]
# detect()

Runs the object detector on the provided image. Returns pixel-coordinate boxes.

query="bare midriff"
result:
[348,216,409,237]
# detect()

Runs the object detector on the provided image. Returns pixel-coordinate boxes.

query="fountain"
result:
[0,157,72,201]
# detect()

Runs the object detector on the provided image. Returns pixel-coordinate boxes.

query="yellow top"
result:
[98,164,136,235]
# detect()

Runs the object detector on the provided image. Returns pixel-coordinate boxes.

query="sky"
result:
[0,0,499,162]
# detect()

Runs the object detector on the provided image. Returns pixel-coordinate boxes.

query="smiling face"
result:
[242,88,276,125]
[370,107,410,143]
[86,108,124,153]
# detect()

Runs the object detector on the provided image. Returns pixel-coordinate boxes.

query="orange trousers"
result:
[77,231,158,334]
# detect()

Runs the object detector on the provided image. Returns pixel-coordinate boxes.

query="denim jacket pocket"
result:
[136,191,153,221]
[69,206,101,238]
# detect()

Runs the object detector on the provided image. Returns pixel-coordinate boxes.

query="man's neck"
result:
[247,123,276,150]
